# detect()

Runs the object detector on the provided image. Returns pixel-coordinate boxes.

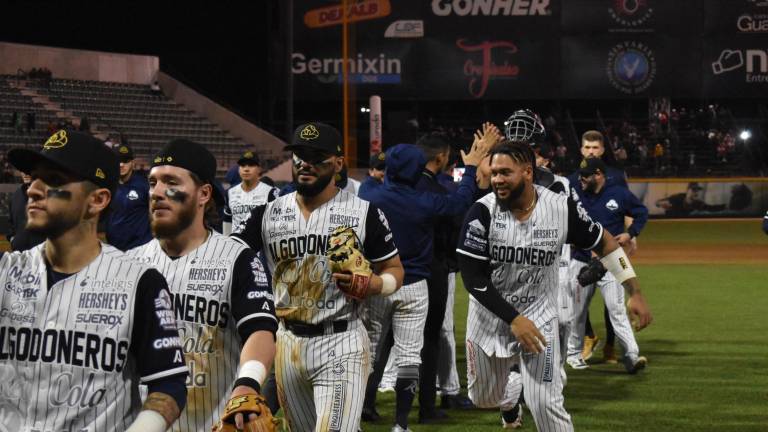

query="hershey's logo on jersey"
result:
[78,292,129,310]
[0,326,129,373]
[533,229,558,239]
[171,293,230,328]
[491,245,557,267]
[329,213,360,227]
[268,234,330,261]
[187,267,228,281]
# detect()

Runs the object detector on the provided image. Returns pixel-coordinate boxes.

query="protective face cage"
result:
[504,109,546,144]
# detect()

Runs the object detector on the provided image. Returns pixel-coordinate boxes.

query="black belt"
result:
[283,320,348,337]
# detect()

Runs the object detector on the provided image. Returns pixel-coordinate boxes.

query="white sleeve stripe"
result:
[456,248,490,261]
[237,312,278,328]
[370,248,398,263]
[586,224,604,250]
[231,236,249,247]
[140,366,189,383]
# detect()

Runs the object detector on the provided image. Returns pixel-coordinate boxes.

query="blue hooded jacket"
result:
[359,144,477,284]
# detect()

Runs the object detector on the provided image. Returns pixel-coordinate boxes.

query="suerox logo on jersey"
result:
[491,245,557,267]
[75,313,123,329]
[186,267,228,295]
[0,326,129,373]
[171,293,230,328]
[268,234,330,261]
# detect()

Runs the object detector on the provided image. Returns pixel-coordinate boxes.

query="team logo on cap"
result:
[154,156,162,163]
[95,168,106,179]
[244,151,254,158]
[300,125,320,140]
[580,159,588,169]
[44,130,68,149]
[378,153,386,161]
[119,146,129,154]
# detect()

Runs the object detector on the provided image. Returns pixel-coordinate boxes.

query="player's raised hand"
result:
[463,122,500,167]
[510,315,546,354]
[627,293,653,331]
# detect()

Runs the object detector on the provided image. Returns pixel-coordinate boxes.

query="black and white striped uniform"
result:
[457,185,602,432]
[224,182,279,234]
[0,244,187,432]
[127,231,278,432]
[234,190,398,432]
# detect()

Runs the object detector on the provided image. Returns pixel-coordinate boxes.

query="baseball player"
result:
[763,209,768,234]
[223,150,279,235]
[359,138,490,430]
[456,141,652,431]
[568,130,631,362]
[566,157,649,374]
[126,139,278,432]
[235,122,404,432]
[106,143,152,250]
[1,130,188,432]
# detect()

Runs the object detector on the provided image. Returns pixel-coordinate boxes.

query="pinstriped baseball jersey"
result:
[127,231,278,432]
[457,185,602,356]
[0,244,187,432]
[224,182,279,234]
[235,190,397,325]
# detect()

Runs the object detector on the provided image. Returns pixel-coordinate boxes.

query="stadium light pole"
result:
[342,0,352,167]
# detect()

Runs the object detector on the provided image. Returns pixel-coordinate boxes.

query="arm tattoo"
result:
[143,392,180,426]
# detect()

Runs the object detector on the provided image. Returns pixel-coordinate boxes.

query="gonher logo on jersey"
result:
[44,130,68,149]
[304,0,391,28]
[432,0,551,16]
[384,20,424,38]
[292,52,402,84]
[457,39,519,98]
[606,41,656,94]
[608,0,654,28]
[606,199,620,211]
[712,49,768,83]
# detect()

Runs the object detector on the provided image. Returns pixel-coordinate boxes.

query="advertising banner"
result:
[628,179,768,218]
[702,35,768,97]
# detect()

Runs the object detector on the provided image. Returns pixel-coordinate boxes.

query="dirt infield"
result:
[633,243,768,265]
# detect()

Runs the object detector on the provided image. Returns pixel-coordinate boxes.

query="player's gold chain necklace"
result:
[523,191,537,212]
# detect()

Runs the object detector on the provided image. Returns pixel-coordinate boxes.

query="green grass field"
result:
[361,220,768,431]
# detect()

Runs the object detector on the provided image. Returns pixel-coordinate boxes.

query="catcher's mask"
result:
[504,109,546,144]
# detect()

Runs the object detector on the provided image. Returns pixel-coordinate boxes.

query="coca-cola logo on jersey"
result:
[457,39,520,98]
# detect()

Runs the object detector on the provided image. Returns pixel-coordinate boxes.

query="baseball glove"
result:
[326,226,373,300]
[577,258,607,286]
[212,393,278,432]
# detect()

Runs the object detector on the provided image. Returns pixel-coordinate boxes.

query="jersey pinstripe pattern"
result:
[257,191,396,324]
[235,189,397,432]
[127,232,277,432]
[0,244,187,432]
[461,186,573,357]
[225,182,278,234]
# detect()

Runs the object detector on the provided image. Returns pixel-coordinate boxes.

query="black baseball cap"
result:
[9,130,119,193]
[152,139,225,205]
[237,150,260,166]
[369,152,386,170]
[285,122,343,156]
[579,157,606,177]
[114,144,134,162]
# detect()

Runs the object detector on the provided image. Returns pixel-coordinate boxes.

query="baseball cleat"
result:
[378,385,395,393]
[625,356,648,374]
[581,335,600,360]
[567,356,590,370]
[603,343,618,364]
[501,404,523,429]
[391,424,413,432]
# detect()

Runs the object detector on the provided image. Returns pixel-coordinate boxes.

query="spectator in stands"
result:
[151,80,162,95]
[25,111,35,134]
[13,111,23,134]
[8,171,46,251]
[79,116,91,133]
[105,144,152,250]
[653,142,664,174]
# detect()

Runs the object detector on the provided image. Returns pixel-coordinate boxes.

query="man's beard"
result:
[151,200,197,239]
[583,179,598,193]
[495,179,526,208]
[26,209,81,239]
[295,170,334,198]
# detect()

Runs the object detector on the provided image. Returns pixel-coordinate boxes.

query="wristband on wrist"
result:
[380,273,397,296]
[600,247,637,284]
